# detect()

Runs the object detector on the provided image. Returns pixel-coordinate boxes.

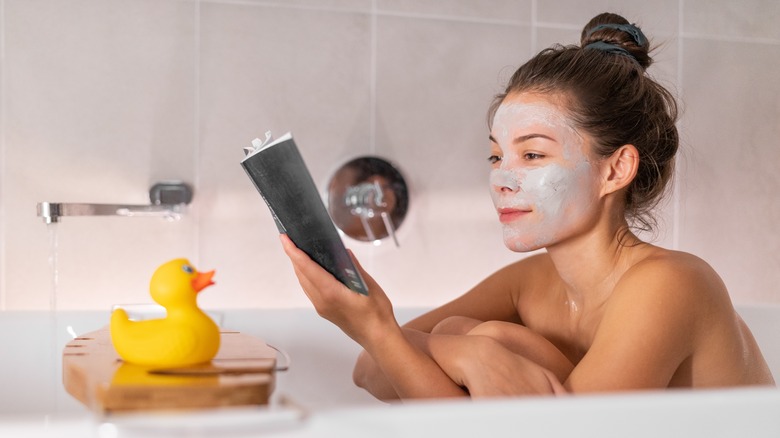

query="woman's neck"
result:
[545,219,646,315]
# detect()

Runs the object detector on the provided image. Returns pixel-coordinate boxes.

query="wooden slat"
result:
[63,327,277,413]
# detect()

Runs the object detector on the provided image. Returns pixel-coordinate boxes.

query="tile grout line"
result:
[530,0,538,53]
[672,0,684,251]
[0,0,5,311]
[201,0,530,27]
[194,0,202,265]
[367,0,378,269]
[194,0,780,44]
[198,0,364,12]
[369,0,377,154]
[681,32,780,46]
[375,10,528,27]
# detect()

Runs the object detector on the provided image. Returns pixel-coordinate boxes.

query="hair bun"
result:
[581,12,652,69]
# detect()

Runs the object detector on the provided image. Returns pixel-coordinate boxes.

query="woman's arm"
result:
[467,320,574,382]
[426,333,567,397]
[427,255,718,397]
[352,258,540,399]
[411,320,573,397]
[352,327,453,400]
[280,235,466,399]
[355,317,576,399]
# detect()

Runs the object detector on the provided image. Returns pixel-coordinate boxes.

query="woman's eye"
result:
[488,155,502,164]
[524,152,544,160]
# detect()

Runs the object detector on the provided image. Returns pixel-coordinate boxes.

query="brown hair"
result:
[489,12,679,234]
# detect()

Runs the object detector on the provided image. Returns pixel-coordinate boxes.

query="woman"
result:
[280,12,775,400]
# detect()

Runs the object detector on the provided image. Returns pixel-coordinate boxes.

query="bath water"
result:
[47,223,61,412]
[48,223,59,312]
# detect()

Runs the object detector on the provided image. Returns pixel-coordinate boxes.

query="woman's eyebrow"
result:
[514,133,555,144]
[488,133,555,144]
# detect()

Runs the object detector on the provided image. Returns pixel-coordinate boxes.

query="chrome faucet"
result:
[345,181,399,247]
[36,181,193,224]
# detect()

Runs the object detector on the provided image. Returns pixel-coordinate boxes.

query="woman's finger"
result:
[280,234,358,310]
[346,248,387,297]
[281,234,340,288]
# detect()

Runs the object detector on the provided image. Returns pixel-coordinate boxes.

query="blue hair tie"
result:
[585,23,648,47]
[584,41,633,57]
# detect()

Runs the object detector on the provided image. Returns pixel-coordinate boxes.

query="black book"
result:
[241,132,369,295]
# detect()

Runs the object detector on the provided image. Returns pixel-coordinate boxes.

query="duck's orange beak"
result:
[191,270,215,293]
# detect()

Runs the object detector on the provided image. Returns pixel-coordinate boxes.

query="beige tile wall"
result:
[1,0,777,310]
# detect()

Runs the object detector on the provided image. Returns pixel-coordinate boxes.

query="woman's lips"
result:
[497,207,531,223]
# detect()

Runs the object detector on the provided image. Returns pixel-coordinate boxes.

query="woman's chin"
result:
[503,238,543,253]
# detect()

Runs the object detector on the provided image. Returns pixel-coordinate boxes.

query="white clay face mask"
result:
[489,98,601,252]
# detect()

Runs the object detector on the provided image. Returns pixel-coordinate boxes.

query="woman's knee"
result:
[467,320,519,339]
[431,316,483,335]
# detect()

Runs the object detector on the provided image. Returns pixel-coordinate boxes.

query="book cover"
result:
[241,132,369,295]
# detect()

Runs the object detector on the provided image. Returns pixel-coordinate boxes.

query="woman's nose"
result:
[490,169,520,193]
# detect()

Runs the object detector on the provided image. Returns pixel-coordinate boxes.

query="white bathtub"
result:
[0,305,778,437]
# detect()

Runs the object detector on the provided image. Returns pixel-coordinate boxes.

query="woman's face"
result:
[489,93,602,252]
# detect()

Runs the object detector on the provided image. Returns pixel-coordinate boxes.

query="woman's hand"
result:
[430,334,566,398]
[281,234,467,399]
[279,234,397,347]
[467,321,574,383]
[466,337,567,397]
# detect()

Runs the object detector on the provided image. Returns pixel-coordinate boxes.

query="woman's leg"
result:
[467,321,574,382]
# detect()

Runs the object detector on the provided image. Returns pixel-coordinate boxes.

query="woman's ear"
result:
[601,144,639,196]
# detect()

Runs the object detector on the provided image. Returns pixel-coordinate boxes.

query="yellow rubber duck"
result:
[110,258,220,367]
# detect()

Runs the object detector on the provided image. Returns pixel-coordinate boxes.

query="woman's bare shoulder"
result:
[625,248,723,286]
[613,247,731,314]
[569,248,744,391]
[403,253,557,331]
[462,252,559,306]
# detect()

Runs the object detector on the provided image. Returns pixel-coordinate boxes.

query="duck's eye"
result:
[182,265,194,274]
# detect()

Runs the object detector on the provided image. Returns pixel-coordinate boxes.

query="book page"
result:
[242,131,294,160]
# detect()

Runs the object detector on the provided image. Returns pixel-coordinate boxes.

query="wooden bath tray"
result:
[63,328,277,413]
